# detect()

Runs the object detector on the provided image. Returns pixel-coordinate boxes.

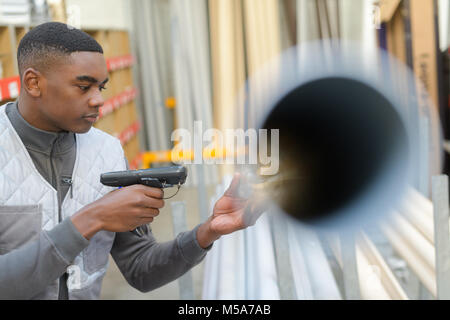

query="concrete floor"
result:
[100,185,216,300]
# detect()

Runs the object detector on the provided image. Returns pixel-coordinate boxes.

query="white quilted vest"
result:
[0,104,126,299]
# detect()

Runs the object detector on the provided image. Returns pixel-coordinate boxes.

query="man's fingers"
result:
[135,187,165,209]
[141,198,165,209]
[224,173,242,197]
[136,185,164,199]
[138,217,154,225]
[140,207,160,218]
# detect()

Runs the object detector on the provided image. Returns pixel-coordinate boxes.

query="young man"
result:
[0,22,256,299]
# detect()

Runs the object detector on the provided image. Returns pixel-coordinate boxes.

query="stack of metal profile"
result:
[0,0,31,25]
[30,0,51,25]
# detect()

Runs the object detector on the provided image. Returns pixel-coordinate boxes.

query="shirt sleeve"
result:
[0,217,90,299]
[110,224,212,293]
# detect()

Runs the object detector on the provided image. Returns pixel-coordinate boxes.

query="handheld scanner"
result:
[100,166,188,188]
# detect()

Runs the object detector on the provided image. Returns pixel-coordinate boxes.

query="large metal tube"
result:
[243,41,441,230]
[261,77,409,225]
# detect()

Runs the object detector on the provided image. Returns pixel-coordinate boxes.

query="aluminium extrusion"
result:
[175,0,214,216]
[127,3,149,152]
[170,0,197,187]
[356,233,408,300]
[188,0,217,185]
[340,235,361,300]
[270,214,298,299]
[381,222,437,296]
[174,0,217,186]
[143,0,170,151]
[243,214,280,299]
[432,175,450,299]
[171,201,195,300]
[201,184,225,299]
[328,232,407,299]
[391,212,435,270]
[289,223,342,300]
[131,0,160,151]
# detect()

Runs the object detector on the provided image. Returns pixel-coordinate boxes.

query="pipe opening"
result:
[260,77,409,225]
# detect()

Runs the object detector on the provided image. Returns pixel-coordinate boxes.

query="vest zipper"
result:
[49,138,65,300]
[61,177,73,199]
[49,139,59,221]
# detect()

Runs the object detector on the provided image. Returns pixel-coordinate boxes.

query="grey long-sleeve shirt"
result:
[0,102,210,299]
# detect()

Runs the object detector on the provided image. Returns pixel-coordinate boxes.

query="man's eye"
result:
[79,85,90,91]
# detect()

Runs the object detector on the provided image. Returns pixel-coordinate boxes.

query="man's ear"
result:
[22,68,43,98]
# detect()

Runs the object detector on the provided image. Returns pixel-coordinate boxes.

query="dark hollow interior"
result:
[261,77,407,224]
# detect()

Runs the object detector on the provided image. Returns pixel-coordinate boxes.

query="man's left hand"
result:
[196,173,264,249]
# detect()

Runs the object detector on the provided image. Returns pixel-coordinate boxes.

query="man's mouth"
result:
[83,114,99,123]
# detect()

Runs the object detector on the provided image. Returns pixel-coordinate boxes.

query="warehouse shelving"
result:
[85,29,141,169]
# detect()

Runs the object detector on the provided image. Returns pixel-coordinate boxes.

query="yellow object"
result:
[165,97,176,109]
[141,145,248,169]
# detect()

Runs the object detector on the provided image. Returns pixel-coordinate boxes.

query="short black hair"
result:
[17,22,103,76]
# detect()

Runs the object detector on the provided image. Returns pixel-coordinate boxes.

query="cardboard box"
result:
[128,101,137,124]
[409,0,440,111]
[0,27,12,56]
[15,27,27,50]
[124,135,140,165]
[114,102,131,135]
[0,54,16,78]
[94,112,115,136]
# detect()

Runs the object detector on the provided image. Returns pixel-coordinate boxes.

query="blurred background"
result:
[1,0,450,300]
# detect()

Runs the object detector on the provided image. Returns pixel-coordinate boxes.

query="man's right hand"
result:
[71,185,165,240]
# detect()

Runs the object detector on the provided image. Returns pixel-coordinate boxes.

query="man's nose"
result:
[88,90,105,108]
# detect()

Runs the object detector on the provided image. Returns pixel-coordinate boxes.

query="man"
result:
[0,22,257,299]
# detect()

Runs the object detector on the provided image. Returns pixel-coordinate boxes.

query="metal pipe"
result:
[327,232,407,299]
[241,41,441,232]
[381,223,437,296]
[390,212,435,270]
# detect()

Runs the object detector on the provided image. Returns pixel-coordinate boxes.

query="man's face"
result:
[38,51,108,133]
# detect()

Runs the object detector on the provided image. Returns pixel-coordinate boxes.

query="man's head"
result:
[17,22,109,133]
